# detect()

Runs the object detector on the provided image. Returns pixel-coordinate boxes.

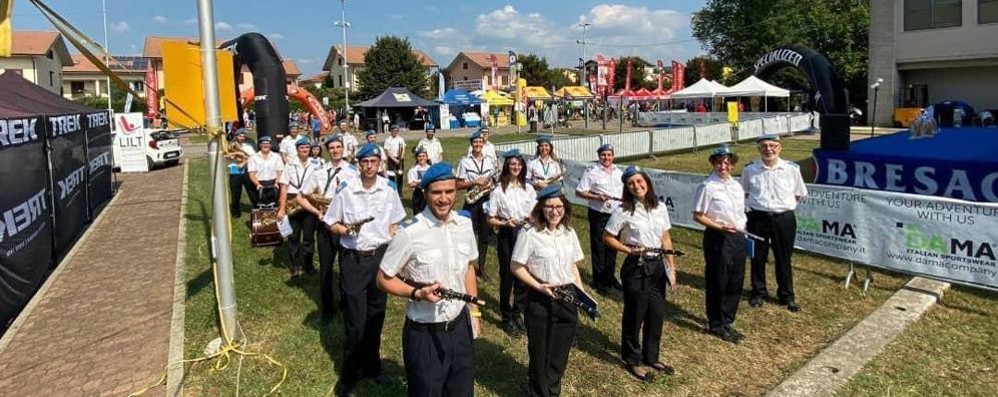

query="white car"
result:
[112,128,184,170]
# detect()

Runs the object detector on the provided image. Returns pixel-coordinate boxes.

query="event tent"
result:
[554,86,594,99]
[671,78,729,99]
[440,88,481,106]
[357,86,439,108]
[480,90,515,106]
[523,86,552,101]
[719,75,790,98]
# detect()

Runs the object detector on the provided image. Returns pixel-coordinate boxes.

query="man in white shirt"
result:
[247,136,284,207]
[416,126,444,164]
[465,126,497,160]
[575,143,624,294]
[383,125,407,188]
[323,143,405,395]
[279,123,303,164]
[742,134,807,312]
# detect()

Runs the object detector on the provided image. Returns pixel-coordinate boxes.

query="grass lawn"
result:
[183,135,914,396]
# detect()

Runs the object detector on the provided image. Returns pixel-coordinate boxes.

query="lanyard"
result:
[324,167,343,194]
[292,162,310,189]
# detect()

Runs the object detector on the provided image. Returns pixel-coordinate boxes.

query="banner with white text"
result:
[47,113,89,257]
[115,112,149,173]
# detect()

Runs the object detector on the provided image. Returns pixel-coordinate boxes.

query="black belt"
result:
[344,244,387,257]
[405,311,468,333]
[750,209,794,218]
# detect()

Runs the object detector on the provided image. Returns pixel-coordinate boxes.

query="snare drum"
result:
[250,208,282,247]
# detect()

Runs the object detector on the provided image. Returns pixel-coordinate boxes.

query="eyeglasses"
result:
[543,205,565,211]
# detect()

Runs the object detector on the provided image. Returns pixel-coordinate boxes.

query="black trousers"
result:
[340,246,389,383]
[316,225,342,316]
[703,229,746,331]
[525,288,578,397]
[620,256,667,366]
[257,179,278,208]
[747,210,798,302]
[286,207,316,273]
[228,173,247,216]
[463,198,491,275]
[586,209,618,289]
[411,188,426,215]
[402,311,475,397]
[497,226,526,323]
[388,158,404,189]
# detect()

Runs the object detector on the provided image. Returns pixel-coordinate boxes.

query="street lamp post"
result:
[870,77,883,137]
[335,0,350,121]
[101,0,112,115]
[577,22,590,129]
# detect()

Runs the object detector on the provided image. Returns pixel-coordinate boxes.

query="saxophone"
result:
[225,141,249,163]
[287,188,331,216]
[465,169,498,205]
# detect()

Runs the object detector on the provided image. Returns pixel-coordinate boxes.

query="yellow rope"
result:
[127,125,286,396]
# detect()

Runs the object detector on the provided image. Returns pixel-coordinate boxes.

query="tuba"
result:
[465,169,499,205]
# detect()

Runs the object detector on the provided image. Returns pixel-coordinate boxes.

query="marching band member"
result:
[416,125,444,164]
[602,166,677,382]
[323,143,406,395]
[339,121,360,164]
[406,146,432,214]
[377,162,481,397]
[526,135,562,190]
[308,141,328,169]
[693,146,748,344]
[486,149,536,336]
[384,124,407,188]
[298,135,358,319]
[511,183,587,397]
[742,134,807,312]
[279,123,302,164]
[465,126,497,160]
[574,143,624,294]
[227,129,256,217]
[457,129,499,281]
[278,137,319,277]
[247,136,283,208]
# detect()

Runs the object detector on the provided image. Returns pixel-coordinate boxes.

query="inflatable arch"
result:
[239,85,332,132]
[753,45,850,151]
[220,33,289,139]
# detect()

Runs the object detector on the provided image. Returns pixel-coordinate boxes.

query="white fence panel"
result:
[553,135,602,162]
[696,123,733,146]
[652,126,697,152]
[601,131,649,158]
[738,119,765,141]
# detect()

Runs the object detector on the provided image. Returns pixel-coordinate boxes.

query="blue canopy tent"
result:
[439,88,483,128]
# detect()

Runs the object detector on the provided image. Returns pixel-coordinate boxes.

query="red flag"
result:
[145,62,158,119]
[607,58,617,94]
[678,63,686,90]
[490,54,498,90]
[624,59,633,92]
[671,61,680,91]
[596,54,607,96]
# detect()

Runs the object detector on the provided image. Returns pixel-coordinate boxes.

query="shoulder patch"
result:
[336,180,349,193]
[387,179,398,190]
[400,217,419,228]
[458,209,472,219]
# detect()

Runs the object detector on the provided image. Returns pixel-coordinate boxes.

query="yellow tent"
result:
[482,90,514,106]
[554,86,594,99]
[524,86,552,100]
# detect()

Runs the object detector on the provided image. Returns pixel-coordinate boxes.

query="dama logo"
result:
[797,214,857,239]
[899,224,996,260]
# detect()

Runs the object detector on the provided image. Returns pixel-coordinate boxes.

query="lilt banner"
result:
[115,112,148,173]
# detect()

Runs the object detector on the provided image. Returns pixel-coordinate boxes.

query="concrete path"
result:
[0,164,185,396]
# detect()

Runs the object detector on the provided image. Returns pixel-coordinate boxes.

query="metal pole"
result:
[579,22,590,130]
[101,0,112,114]
[338,0,350,116]
[870,87,879,137]
[196,0,240,342]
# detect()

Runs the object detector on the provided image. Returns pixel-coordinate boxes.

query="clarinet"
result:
[405,280,487,306]
[344,216,375,235]
[553,286,600,321]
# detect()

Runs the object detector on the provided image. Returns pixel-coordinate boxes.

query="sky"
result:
[11,0,707,76]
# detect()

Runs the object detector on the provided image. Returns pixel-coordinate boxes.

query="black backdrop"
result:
[49,115,89,255]
[86,114,113,217]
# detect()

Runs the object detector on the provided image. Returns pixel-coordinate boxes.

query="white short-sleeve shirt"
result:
[605,201,672,248]
[279,158,318,195]
[380,210,478,323]
[279,135,301,161]
[466,141,497,160]
[384,136,406,160]
[342,134,360,161]
[576,163,624,213]
[487,183,536,222]
[741,159,808,213]
[693,173,747,230]
[526,157,563,185]
[302,160,359,198]
[457,154,498,182]
[417,137,444,164]
[247,151,284,181]
[322,176,406,250]
[511,225,584,286]
[407,164,430,188]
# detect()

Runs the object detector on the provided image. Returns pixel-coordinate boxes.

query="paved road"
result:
[0,165,184,396]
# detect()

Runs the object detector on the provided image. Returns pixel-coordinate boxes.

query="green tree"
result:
[74,86,147,114]
[691,0,869,107]
[684,55,726,87]
[518,53,552,87]
[611,56,653,91]
[356,36,430,101]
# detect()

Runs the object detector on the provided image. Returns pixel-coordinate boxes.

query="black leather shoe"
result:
[785,300,801,313]
[610,279,624,291]
[710,327,740,344]
[749,296,764,307]
[726,326,745,342]
[502,320,524,337]
[369,373,391,386]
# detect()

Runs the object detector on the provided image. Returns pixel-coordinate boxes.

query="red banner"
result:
[490,54,498,90]
[144,63,158,119]
[607,58,617,95]
[596,54,607,96]
[624,59,633,92]
[656,60,665,92]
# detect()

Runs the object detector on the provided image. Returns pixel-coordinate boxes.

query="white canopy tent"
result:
[670,78,729,99]
[720,75,790,97]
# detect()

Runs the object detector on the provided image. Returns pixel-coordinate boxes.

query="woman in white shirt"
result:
[526,136,564,190]
[511,183,587,397]
[406,147,431,214]
[602,165,678,382]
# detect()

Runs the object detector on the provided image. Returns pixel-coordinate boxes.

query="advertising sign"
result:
[115,113,149,173]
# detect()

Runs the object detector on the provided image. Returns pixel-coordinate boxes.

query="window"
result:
[71,81,85,94]
[49,71,54,86]
[46,50,54,60]
[982,0,998,24]
[462,62,468,70]
[338,57,343,66]
[132,81,144,92]
[905,0,963,30]
[338,75,343,87]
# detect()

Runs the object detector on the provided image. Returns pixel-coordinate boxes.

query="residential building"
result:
[321,44,438,91]
[444,52,509,91]
[0,31,72,95]
[869,0,998,125]
[62,55,147,100]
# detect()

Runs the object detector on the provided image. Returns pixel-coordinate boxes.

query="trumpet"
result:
[465,170,498,205]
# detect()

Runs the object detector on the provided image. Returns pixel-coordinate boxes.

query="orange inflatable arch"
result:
[241,84,333,132]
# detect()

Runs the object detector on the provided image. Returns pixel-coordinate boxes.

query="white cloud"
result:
[573,4,691,63]
[417,27,479,61]
[110,21,129,33]
[236,23,257,30]
[215,21,232,31]
[476,5,568,47]
[433,46,453,56]
[418,27,460,41]
[152,15,168,24]
[269,33,285,40]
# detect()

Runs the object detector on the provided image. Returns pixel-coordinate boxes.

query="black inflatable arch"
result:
[220,33,289,140]
[754,45,850,151]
